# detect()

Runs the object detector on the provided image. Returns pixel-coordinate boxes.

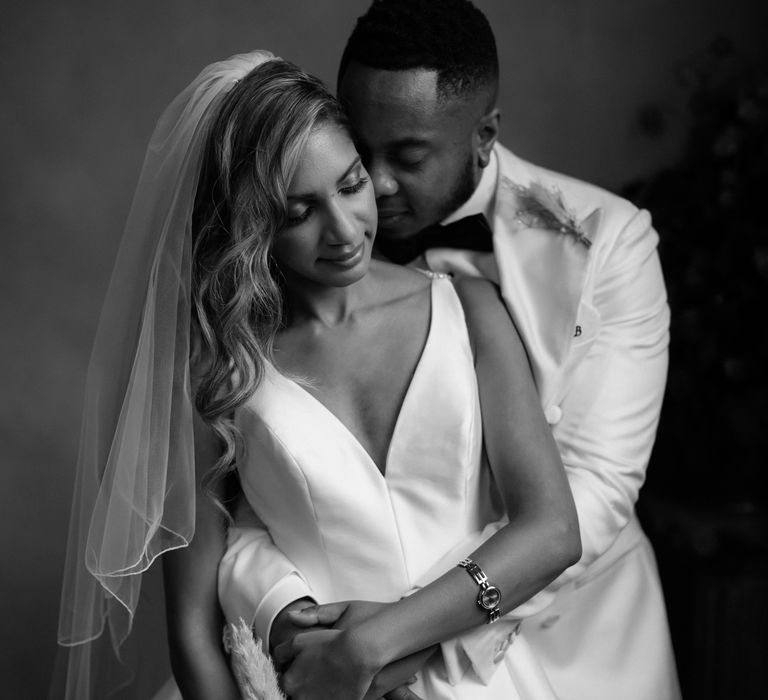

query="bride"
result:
[56,50,579,700]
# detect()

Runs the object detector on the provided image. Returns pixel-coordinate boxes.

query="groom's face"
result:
[338,63,480,241]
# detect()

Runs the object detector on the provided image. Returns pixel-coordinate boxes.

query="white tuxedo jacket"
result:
[219,144,681,699]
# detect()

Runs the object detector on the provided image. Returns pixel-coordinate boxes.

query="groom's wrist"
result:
[269,596,316,651]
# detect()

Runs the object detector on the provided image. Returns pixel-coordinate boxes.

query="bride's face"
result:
[273,123,377,288]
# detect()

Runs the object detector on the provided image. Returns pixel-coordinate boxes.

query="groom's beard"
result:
[374,153,477,242]
[433,154,477,228]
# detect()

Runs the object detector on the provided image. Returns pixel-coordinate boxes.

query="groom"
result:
[221,1,681,698]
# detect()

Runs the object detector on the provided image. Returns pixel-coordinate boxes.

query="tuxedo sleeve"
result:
[217,495,315,651]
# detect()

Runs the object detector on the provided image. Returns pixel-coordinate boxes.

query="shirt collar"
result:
[441,149,498,225]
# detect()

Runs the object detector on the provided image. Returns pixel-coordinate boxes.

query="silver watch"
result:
[458,558,502,623]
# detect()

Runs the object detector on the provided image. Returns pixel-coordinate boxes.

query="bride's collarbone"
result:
[277,288,430,380]
[282,328,418,399]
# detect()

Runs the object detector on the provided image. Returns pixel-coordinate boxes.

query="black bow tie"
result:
[376,213,493,265]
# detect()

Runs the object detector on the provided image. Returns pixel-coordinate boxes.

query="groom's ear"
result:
[475,108,500,168]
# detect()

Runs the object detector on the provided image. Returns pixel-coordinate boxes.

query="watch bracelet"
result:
[457,557,502,624]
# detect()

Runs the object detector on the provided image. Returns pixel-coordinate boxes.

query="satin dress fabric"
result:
[227,276,557,699]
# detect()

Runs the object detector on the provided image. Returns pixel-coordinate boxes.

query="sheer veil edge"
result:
[52,49,278,700]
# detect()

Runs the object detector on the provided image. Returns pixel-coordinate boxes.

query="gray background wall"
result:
[1,1,765,697]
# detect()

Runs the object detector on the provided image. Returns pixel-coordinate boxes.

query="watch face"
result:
[478,585,501,610]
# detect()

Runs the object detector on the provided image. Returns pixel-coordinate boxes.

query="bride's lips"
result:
[319,242,365,267]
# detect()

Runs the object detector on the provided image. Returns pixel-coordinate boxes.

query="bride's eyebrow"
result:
[336,155,363,185]
[287,156,363,201]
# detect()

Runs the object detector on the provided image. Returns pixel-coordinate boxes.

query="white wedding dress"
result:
[219,275,558,699]
[154,276,556,699]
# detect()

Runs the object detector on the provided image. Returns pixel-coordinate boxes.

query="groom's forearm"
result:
[219,499,316,646]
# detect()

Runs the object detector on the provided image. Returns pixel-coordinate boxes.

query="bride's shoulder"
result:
[369,258,431,289]
[364,261,434,317]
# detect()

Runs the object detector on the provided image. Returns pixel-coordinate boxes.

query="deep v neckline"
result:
[273,280,437,478]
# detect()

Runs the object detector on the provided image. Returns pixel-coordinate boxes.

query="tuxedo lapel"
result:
[492,175,601,406]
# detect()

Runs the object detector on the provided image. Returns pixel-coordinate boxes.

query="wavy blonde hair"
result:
[191,60,348,495]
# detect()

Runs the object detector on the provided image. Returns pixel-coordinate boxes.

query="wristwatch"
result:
[458,558,502,623]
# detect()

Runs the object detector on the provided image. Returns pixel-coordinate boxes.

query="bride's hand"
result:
[276,627,380,700]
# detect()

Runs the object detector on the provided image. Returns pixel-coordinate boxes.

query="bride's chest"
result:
[272,322,429,473]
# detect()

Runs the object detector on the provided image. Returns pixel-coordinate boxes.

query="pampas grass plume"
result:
[223,619,286,700]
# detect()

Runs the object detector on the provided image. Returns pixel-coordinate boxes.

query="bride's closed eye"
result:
[339,176,369,196]
[285,176,370,227]
[286,206,313,226]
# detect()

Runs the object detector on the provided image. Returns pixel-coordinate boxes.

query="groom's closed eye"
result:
[394,148,429,170]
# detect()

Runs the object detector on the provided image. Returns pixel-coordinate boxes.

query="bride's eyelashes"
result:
[286,207,313,226]
[339,176,369,195]
[284,177,370,227]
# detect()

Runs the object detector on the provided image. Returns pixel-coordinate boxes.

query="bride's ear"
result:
[475,108,500,168]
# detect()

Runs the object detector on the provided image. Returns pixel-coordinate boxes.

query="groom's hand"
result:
[269,597,319,657]
[287,601,428,700]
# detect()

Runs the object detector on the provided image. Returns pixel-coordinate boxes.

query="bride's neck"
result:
[282,274,374,328]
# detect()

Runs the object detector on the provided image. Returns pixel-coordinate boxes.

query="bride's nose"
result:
[323,200,358,245]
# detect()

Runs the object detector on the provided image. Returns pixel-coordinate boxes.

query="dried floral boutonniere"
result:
[511,181,593,248]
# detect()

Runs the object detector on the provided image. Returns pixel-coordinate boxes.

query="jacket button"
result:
[544,405,562,425]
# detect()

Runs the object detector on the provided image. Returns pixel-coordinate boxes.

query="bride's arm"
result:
[162,412,241,700]
[279,278,580,699]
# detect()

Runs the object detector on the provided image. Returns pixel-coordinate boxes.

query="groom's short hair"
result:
[338,0,498,99]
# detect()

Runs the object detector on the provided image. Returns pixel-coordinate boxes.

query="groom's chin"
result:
[376,215,421,241]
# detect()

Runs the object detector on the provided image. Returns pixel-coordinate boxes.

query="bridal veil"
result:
[54,49,277,699]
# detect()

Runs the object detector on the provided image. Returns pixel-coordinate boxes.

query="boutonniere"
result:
[511,181,593,248]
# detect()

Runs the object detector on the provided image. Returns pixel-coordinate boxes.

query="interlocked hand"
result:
[279,600,427,700]
[275,628,376,700]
